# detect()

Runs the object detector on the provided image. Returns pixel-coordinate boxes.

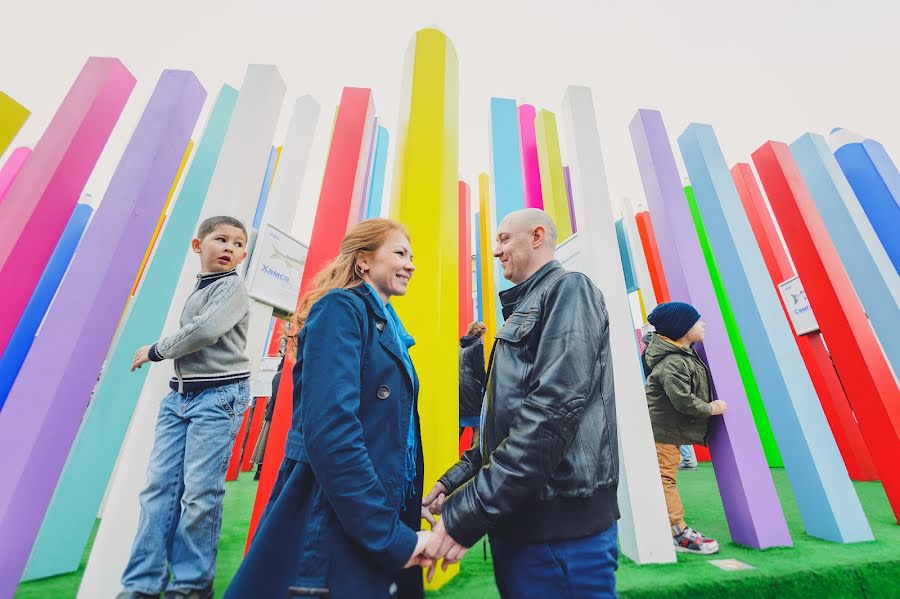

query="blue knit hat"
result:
[648,301,701,340]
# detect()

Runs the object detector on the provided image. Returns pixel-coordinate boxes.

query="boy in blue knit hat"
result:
[644,301,727,554]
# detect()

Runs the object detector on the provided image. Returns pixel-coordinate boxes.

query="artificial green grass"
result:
[17,466,900,598]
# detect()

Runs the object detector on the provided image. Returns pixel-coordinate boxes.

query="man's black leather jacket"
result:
[440,261,619,547]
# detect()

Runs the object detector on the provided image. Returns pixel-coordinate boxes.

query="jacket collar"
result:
[197,268,238,281]
[498,260,563,319]
[354,284,418,391]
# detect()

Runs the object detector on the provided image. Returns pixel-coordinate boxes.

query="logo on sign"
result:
[261,263,290,283]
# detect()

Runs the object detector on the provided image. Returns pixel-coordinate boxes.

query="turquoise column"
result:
[365,125,389,219]
[677,123,871,544]
[23,86,239,580]
[615,218,638,293]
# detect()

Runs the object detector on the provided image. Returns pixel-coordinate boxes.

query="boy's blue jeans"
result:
[680,444,698,466]
[122,381,249,594]
[490,523,619,598]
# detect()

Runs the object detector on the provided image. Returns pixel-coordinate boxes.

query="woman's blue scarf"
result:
[365,284,418,499]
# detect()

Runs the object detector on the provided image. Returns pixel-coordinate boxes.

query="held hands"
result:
[422,481,448,520]
[423,520,467,582]
[710,400,728,416]
[404,531,435,569]
[131,345,152,372]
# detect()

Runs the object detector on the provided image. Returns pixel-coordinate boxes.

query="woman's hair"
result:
[292,218,410,330]
[467,321,487,338]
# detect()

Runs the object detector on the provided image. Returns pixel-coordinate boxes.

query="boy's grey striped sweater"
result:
[149,269,251,393]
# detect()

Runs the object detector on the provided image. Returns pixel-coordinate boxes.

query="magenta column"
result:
[0,57,135,357]
[518,103,543,209]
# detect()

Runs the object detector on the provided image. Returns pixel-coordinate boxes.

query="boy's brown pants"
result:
[655,443,687,533]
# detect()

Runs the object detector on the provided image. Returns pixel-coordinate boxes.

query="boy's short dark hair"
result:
[197,216,247,241]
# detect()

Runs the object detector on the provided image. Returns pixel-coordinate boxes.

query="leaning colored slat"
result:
[628,108,788,548]
[791,133,900,378]
[390,29,460,588]
[678,123,871,543]
[478,173,497,352]
[366,125,389,219]
[80,65,285,599]
[0,58,136,357]
[535,109,573,242]
[0,204,92,411]
[24,86,237,583]
[684,185,783,468]
[732,163,877,481]
[635,211,671,302]
[251,146,281,230]
[247,87,370,550]
[0,92,30,155]
[615,219,638,293]
[623,201,656,315]
[561,86,675,564]
[831,130,900,273]
[475,211,484,321]
[131,139,194,296]
[0,70,206,597]
[563,165,577,233]
[0,147,30,203]
[753,140,900,524]
[490,98,526,225]
[518,104,543,209]
[459,181,473,337]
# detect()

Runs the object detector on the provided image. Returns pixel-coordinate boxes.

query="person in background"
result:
[644,301,727,555]
[459,321,487,444]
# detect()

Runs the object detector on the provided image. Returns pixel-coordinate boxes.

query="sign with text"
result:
[247,224,308,313]
[778,275,820,335]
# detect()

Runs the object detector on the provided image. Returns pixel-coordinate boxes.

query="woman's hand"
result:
[404,530,435,568]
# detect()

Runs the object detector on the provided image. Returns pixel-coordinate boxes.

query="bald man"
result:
[423,209,619,597]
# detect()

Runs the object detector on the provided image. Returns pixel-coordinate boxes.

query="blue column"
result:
[366,125,389,219]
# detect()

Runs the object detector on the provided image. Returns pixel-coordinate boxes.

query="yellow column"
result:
[478,172,497,358]
[535,109,573,241]
[130,140,194,295]
[0,92,30,156]
[389,28,460,589]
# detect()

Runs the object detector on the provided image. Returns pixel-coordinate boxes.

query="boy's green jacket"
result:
[644,333,713,446]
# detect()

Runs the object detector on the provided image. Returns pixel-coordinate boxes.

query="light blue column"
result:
[832,130,899,273]
[365,125,389,219]
[252,145,279,229]
[475,211,483,321]
[0,204,92,410]
[677,123,871,544]
[791,133,900,376]
[23,86,238,580]
[615,218,638,293]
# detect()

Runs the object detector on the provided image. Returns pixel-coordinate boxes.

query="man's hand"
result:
[710,399,728,416]
[404,530,435,569]
[423,519,467,582]
[422,481,448,518]
[131,346,152,372]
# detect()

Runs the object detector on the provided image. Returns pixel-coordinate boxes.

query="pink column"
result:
[0,147,30,203]
[518,104,543,209]
[0,57,135,356]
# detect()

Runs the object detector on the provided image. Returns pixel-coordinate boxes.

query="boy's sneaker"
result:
[165,585,213,599]
[678,460,698,470]
[116,592,160,599]
[673,527,720,554]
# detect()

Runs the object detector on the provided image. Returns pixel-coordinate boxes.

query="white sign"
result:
[778,275,820,335]
[246,224,308,313]
[249,356,281,397]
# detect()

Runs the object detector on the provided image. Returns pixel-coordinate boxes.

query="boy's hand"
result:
[710,400,728,416]
[131,346,152,372]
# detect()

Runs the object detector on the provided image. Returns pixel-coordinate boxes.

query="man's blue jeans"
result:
[122,381,249,594]
[490,523,619,598]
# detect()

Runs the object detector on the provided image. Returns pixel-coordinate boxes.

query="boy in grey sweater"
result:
[119,216,252,599]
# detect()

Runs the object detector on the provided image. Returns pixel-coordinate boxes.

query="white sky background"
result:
[2,0,897,244]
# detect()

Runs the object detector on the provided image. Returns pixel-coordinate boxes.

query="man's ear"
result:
[531,226,546,248]
[191,238,202,253]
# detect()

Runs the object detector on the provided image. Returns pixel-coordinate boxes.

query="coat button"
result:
[377,385,391,400]
[376,321,385,331]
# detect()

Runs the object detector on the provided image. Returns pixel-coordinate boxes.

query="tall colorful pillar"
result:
[561,86,675,564]
[732,162,877,482]
[478,173,497,355]
[752,140,900,524]
[365,125,389,219]
[678,123,870,544]
[518,103,543,209]
[0,91,30,155]
[0,147,31,203]
[629,109,788,548]
[831,129,899,272]
[535,109,573,242]
[390,28,460,588]
[458,181,473,337]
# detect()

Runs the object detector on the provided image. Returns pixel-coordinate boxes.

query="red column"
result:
[225,412,251,481]
[732,163,877,481]
[635,210,710,462]
[241,319,288,471]
[458,181,473,338]
[247,88,374,549]
[752,142,900,522]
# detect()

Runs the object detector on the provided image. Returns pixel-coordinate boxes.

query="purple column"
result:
[0,70,206,595]
[629,109,790,549]
[563,165,577,233]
